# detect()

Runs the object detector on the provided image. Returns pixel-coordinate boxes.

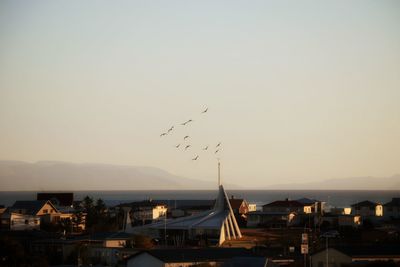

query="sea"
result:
[0,190,398,209]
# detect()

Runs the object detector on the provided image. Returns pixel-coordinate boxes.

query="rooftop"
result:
[128,248,254,263]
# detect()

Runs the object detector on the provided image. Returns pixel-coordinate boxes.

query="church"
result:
[124,163,242,246]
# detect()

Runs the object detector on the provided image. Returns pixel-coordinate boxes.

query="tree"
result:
[95,198,107,215]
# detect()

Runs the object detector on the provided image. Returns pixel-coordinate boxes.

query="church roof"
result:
[126,185,242,238]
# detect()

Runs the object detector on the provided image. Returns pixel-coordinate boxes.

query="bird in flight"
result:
[192,155,199,160]
[202,108,208,114]
[167,126,174,133]
[216,142,221,148]
[175,144,180,148]
[203,146,208,150]
[215,149,220,154]
[160,133,167,137]
[185,145,191,150]
[181,119,193,126]
[183,136,190,140]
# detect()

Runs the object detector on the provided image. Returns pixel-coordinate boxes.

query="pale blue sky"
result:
[1,0,399,188]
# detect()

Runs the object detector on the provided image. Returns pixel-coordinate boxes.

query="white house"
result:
[0,212,40,231]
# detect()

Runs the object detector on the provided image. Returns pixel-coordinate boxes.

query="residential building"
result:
[126,248,256,267]
[351,200,383,217]
[337,214,361,227]
[263,199,310,214]
[247,211,297,228]
[248,204,257,212]
[123,200,167,226]
[383,197,400,220]
[0,212,40,230]
[9,200,59,218]
[311,246,400,267]
[296,198,325,215]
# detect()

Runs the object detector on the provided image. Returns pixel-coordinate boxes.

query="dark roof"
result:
[68,232,134,242]
[10,200,57,215]
[128,248,254,263]
[222,257,269,267]
[248,211,294,216]
[350,200,378,207]
[331,245,400,257]
[119,200,166,208]
[263,200,304,208]
[229,199,246,210]
[37,193,73,206]
[296,198,319,204]
[152,199,215,209]
[384,198,400,207]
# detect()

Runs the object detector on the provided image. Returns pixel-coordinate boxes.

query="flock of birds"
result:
[159,107,221,161]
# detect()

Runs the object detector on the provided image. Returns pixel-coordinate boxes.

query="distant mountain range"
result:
[0,161,217,191]
[268,174,400,190]
[0,160,398,190]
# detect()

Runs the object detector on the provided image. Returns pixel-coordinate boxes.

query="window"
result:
[25,219,29,224]
[43,209,48,214]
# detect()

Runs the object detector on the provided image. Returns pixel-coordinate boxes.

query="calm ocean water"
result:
[0,190,398,208]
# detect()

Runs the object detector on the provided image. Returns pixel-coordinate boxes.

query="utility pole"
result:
[326,237,329,267]
[217,158,221,186]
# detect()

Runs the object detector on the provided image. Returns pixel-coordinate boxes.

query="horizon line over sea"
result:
[0,190,398,208]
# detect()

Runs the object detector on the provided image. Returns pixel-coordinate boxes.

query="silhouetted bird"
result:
[185,145,191,150]
[192,155,199,160]
[202,108,208,113]
[181,119,193,126]
[215,149,219,154]
[167,126,174,133]
[160,133,167,137]
[203,146,208,150]
[183,136,189,140]
[216,142,221,148]
[175,144,180,148]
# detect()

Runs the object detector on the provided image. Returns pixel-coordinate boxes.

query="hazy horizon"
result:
[1,1,399,189]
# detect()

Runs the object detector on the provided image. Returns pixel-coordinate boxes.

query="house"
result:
[229,196,250,215]
[296,198,325,215]
[351,200,383,217]
[247,211,297,228]
[337,214,361,227]
[311,245,400,267]
[222,257,278,267]
[248,204,257,212]
[229,196,250,226]
[31,238,81,265]
[122,200,167,226]
[9,200,85,231]
[9,200,59,218]
[330,207,352,215]
[126,248,255,267]
[0,212,40,231]
[383,197,400,220]
[103,232,134,248]
[263,199,310,214]
[155,199,214,217]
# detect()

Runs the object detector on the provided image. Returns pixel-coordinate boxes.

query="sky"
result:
[1,0,399,188]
